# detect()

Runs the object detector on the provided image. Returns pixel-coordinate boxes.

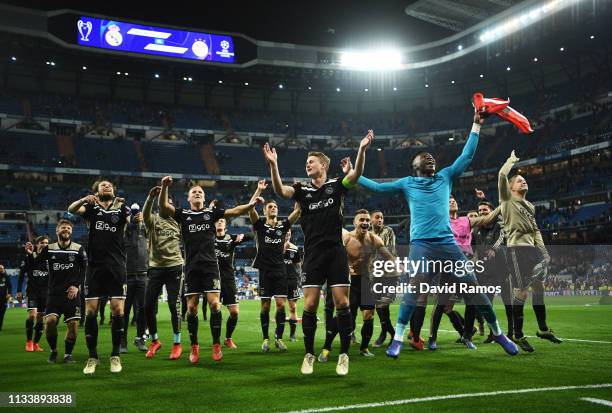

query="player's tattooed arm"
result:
[344,129,374,187]
[68,194,97,216]
[263,143,295,199]
[387,228,397,257]
[158,176,176,218]
[225,196,264,218]
[373,234,396,262]
[287,202,301,225]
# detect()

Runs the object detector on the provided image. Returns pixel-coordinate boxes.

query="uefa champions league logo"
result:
[77,20,92,42]
[216,39,234,58]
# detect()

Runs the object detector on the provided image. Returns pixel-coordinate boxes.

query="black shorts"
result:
[220,277,238,306]
[26,290,47,313]
[302,243,350,289]
[45,294,81,323]
[146,265,183,300]
[506,246,546,289]
[184,270,221,295]
[84,264,127,300]
[287,279,301,301]
[349,275,375,311]
[258,269,288,299]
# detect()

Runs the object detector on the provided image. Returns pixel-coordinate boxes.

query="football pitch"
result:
[0,296,611,412]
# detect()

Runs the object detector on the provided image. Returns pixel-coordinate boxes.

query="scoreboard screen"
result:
[76,16,236,64]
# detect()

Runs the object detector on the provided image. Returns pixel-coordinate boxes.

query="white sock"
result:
[394,323,407,342]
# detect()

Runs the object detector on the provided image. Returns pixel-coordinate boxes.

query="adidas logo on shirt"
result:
[186,217,192,221]
[305,194,313,199]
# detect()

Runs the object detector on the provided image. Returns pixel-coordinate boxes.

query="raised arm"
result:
[358,176,408,194]
[499,151,519,202]
[16,260,27,298]
[248,180,267,224]
[343,130,373,186]
[445,113,485,179]
[68,194,97,216]
[158,176,176,219]
[143,186,160,228]
[287,201,301,225]
[234,233,254,245]
[263,143,294,199]
[225,197,264,219]
[469,206,501,228]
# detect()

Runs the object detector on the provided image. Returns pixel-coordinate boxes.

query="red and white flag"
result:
[495,105,533,134]
[473,92,533,134]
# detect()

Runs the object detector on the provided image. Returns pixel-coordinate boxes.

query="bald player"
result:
[159,176,263,365]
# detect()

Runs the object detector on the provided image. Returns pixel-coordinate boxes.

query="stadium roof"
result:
[404,0,524,32]
[0,0,459,48]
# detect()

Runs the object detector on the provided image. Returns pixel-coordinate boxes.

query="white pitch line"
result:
[434,329,612,344]
[530,337,612,344]
[580,397,612,407]
[282,383,612,413]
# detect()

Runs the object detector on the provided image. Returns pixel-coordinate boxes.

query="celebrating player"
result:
[142,186,185,360]
[357,112,519,358]
[498,151,562,351]
[263,129,373,376]
[123,203,149,353]
[28,220,86,364]
[320,210,396,360]
[214,217,252,349]
[18,235,49,353]
[249,180,301,352]
[0,265,12,331]
[370,210,398,348]
[158,176,263,365]
[471,197,513,344]
[283,229,303,341]
[68,180,131,374]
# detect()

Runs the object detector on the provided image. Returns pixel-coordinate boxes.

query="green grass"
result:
[0,296,611,412]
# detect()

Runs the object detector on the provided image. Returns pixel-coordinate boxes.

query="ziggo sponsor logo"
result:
[95,221,117,232]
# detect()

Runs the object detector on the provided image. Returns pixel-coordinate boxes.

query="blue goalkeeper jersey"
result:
[358,129,480,243]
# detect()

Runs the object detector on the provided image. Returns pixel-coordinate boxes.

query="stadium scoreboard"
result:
[47,12,257,65]
[76,16,235,63]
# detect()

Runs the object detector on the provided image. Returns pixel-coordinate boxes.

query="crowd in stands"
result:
[1,71,610,141]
